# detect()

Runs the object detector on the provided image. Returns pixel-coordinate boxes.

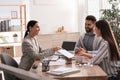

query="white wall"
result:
[1,0,115,35]
[0,0,22,4]
[29,0,80,34]
[0,0,87,34]
[77,0,87,33]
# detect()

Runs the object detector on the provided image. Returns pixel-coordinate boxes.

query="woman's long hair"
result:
[24,20,38,38]
[95,20,120,60]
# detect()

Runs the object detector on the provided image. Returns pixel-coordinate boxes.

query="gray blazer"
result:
[19,35,55,70]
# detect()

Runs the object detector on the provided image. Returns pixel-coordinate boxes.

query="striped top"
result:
[90,38,118,77]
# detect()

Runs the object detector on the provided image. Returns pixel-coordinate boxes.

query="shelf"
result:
[0,31,21,33]
[0,18,25,20]
[0,42,21,47]
[0,4,26,57]
[0,4,25,6]
[0,4,26,41]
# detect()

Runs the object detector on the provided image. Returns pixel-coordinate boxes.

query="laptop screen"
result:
[62,41,76,51]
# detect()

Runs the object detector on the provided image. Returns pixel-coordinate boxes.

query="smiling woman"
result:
[19,20,61,71]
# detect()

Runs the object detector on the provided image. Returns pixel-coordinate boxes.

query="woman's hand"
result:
[75,51,84,56]
[74,48,87,56]
[75,47,86,54]
[80,48,86,53]
[53,46,61,51]
[75,48,86,53]
[75,50,92,59]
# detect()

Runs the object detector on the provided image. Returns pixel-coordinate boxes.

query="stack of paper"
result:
[47,67,80,76]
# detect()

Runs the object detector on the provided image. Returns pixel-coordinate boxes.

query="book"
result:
[57,49,74,58]
[0,22,1,32]
[5,20,10,31]
[1,21,5,32]
[47,67,80,76]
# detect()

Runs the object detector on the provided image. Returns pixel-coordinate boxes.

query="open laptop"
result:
[62,41,76,51]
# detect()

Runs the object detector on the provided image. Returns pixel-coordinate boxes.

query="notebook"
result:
[62,41,76,51]
[47,67,80,76]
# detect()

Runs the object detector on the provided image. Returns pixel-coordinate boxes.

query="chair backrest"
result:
[0,64,57,80]
[0,53,19,80]
[0,53,18,68]
[117,70,120,80]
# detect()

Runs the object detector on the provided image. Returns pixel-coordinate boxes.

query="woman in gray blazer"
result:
[19,20,60,71]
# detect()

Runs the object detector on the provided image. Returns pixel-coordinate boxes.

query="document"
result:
[57,49,74,58]
[39,59,65,66]
[47,67,80,76]
[39,55,66,66]
[50,67,71,73]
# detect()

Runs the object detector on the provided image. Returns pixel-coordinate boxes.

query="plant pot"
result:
[31,68,37,73]
[13,37,18,42]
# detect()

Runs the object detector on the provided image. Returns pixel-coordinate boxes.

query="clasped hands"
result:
[75,47,86,56]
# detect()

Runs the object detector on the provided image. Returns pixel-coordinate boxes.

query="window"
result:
[87,0,100,20]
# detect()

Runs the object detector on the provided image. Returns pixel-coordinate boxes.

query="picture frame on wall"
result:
[11,11,17,19]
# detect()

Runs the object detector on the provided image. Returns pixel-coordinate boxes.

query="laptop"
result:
[62,41,76,51]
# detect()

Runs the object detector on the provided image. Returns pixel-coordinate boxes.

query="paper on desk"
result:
[49,59,65,65]
[47,67,80,76]
[57,49,74,58]
[39,59,65,66]
[50,67,71,73]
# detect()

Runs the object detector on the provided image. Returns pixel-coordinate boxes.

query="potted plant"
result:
[32,64,38,69]
[100,0,120,48]
[13,33,18,42]
[32,64,38,73]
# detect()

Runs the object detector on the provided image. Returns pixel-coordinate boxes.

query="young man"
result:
[75,15,102,54]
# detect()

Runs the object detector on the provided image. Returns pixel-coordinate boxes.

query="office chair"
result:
[117,70,120,80]
[0,53,18,67]
[0,53,21,80]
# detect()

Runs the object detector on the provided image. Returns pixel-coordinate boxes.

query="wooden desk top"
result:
[32,61,108,80]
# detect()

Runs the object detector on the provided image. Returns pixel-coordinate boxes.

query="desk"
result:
[33,61,107,80]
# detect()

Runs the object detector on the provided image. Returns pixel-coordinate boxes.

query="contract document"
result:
[57,49,74,58]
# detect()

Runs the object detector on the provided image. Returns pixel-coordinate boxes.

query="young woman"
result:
[76,20,120,80]
[19,20,60,71]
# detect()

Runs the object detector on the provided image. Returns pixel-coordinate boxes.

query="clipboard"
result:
[57,49,74,58]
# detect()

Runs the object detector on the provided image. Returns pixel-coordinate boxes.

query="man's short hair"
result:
[86,15,96,23]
